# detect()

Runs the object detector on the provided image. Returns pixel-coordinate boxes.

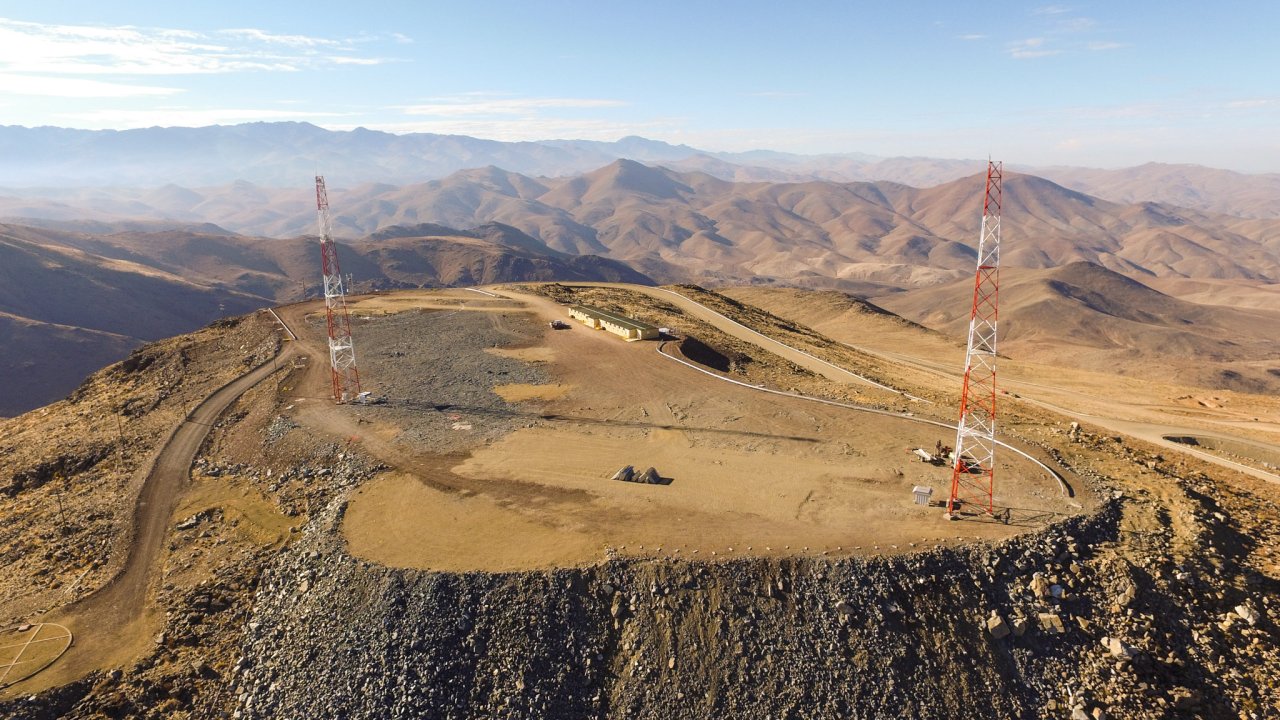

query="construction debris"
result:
[611,465,668,485]
[909,440,951,465]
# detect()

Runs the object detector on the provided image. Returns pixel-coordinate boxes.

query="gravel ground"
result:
[230,507,1124,719]
[352,309,549,455]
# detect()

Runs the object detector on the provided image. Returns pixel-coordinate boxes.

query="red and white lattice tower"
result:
[315,176,361,403]
[947,161,1002,517]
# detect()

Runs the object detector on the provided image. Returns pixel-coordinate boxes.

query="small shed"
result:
[912,486,934,506]
[568,305,659,341]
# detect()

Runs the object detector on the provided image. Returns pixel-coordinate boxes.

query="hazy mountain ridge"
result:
[6,126,1280,412]
[1033,162,1280,219]
[6,161,1280,292]
[4,123,1279,218]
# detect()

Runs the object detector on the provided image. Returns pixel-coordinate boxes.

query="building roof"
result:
[569,304,657,333]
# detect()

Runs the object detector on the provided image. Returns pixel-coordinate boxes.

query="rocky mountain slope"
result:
[0,226,267,415]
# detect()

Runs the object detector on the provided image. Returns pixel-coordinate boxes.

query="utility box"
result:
[912,486,934,506]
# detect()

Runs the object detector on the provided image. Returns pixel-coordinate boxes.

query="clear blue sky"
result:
[1,1,1277,171]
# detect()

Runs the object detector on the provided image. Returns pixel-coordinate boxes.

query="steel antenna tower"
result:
[315,176,361,403]
[947,160,1002,518]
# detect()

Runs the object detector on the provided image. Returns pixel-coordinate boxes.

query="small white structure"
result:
[912,485,934,506]
[568,304,659,341]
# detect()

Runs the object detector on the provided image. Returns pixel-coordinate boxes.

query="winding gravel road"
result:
[16,313,301,693]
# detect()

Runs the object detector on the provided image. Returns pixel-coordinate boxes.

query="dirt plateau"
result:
[0,286,1277,720]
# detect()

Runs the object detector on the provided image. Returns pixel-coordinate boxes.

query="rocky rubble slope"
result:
[225,444,1277,720]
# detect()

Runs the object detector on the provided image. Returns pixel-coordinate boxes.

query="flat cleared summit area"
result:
[331,289,1067,572]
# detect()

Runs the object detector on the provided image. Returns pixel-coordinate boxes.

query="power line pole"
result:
[947,160,1003,519]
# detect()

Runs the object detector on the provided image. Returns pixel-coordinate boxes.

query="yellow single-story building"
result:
[568,304,660,341]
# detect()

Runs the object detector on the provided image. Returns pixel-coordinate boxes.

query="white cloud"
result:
[0,17,385,86]
[1018,7,1120,56]
[329,56,387,66]
[0,72,180,97]
[401,97,628,117]
[957,34,987,41]
[1226,98,1277,109]
[1054,17,1097,33]
[1008,38,1061,59]
[218,28,340,48]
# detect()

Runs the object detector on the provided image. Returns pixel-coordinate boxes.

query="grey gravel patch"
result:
[346,309,550,455]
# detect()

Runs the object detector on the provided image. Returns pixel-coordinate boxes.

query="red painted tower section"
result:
[315,176,361,403]
[947,161,1002,517]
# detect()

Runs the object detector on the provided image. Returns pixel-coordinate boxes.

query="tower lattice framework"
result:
[315,176,361,403]
[947,160,1002,517]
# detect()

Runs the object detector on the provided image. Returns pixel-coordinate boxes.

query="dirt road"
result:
[551,282,898,390]
[497,284,1068,489]
[9,324,299,694]
[554,283,1280,485]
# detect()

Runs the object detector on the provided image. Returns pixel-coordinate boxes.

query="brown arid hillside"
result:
[1137,276,1280,311]
[0,221,649,416]
[872,261,1280,394]
[1036,162,1280,219]
[0,226,268,416]
[22,221,650,300]
[6,163,1280,293]
[0,312,137,417]
[7,164,1280,413]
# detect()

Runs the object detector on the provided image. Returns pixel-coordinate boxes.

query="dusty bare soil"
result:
[1,285,1276,719]
[333,287,1072,574]
[725,285,1280,482]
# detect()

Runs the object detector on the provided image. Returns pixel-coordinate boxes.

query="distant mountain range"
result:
[2,123,1279,218]
[6,160,1278,292]
[4,122,1280,415]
